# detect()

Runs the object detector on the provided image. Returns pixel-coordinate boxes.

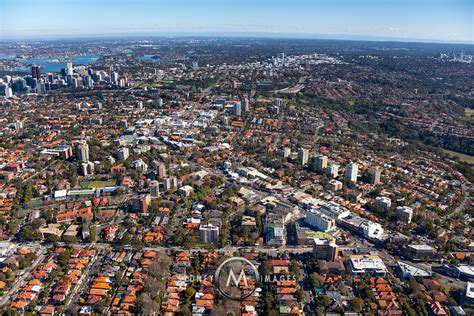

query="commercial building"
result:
[264,223,286,246]
[305,208,336,232]
[404,244,437,261]
[338,214,385,240]
[313,238,339,261]
[317,201,351,220]
[348,255,387,276]
[396,261,432,280]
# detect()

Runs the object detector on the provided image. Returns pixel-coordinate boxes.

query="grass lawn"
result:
[81,179,117,189]
[176,84,191,89]
[464,108,474,116]
[442,149,474,165]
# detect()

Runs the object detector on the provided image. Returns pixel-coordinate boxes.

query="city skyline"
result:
[1,0,473,43]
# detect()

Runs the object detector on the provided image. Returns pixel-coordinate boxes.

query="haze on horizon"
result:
[1,0,473,43]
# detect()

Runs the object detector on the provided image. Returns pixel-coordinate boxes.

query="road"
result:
[0,247,46,306]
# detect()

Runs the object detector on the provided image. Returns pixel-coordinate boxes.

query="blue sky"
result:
[1,0,472,42]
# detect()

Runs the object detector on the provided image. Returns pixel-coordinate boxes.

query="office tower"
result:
[298,148,309,165]
[83,76,93,88]
[66,62,73,75]
[199,224,220,243]
[150,180,160,198]
[72,78,80,88]
[274,98,283,107]
[117,147,129,161]
[31,65,41,80]
[375,197,391,211]
[241,98,249,112]
[4,87,13,98]
[326,163,339,178]
[313,155,328,173]
[157,163,167,179]
[157,98,163,107]
[136,101,143,109]
[313,238,339,261]
[76,141,89,162]
[370,167,382,185]
[345,162,358,182]
[111,72,119,84]
[234,102,242,116]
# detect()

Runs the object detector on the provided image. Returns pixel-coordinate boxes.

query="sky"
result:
[1,0,473,43]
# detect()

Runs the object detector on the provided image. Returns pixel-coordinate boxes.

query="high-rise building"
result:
[345,162,358,182]
[117,147,129,161]
[326,163,339,178]
[279,147,291,158]
[313,155,328,173]
[31,65,41,80]
[66,62,74,76]
[396,206,413,224]
[131,194,151,213]
[80,161,95,176]
[163,177,178,191]
[199,224,220,243]
[4,87,13,98]
[157,163,167,179]
[76,141,89,162]
[111,72,119,84]
[370,167,382,185]
[241,98,249,112]
[313,238,339,261]
[375,197,391,211]
[298,148,309,165]
[234,102,242,116]
[274,98,283,107]
[157,98,163,107]
[150,180,160,198]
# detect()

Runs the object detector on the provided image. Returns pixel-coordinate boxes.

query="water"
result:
[139,55,161,62]
[0,54,17,60]
[0,55,101,73]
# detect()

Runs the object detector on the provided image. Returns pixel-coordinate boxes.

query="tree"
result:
[351,297,364,312]
[58,249,71,266]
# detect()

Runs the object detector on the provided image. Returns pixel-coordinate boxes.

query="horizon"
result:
[1,0,472,44]
[1,31,473,46]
